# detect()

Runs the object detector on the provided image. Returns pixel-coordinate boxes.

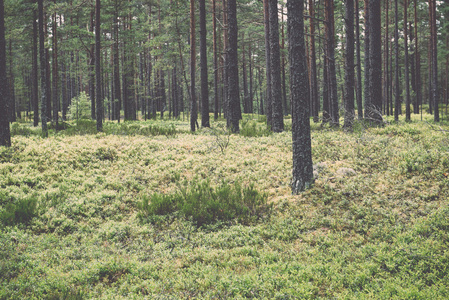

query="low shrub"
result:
[240,120,271,137]
[138,180,272,227]
[0,196,38,227]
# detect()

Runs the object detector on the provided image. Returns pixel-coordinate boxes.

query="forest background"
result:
[0,0,449,298]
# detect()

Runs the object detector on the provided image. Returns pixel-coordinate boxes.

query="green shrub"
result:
[103,122,177,136]
[0,196,38,226]
[138,180,272,227]
[10,123,35,137]
[68,92,92,121]
[240,120,271,137]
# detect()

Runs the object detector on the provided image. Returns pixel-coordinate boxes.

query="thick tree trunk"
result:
[95,0,103,131]
[227,0,240,132]
[368,0,383,123]
[38,0,48,137]
[288,0,313,193]
[263,0,272,127]
[325,0,339,126]
[199,0,210,127]
[308,0,319,122]
[32,8,39,127]
[430,0,439,121]
[0,0,11,146]
[190,0,197,131]
[344,0,355,128]
[355,0,363,119]
[394,0,400,121]
[404,0,411,121]
[268,0,284,132]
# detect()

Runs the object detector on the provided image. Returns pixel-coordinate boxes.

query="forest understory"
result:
[1,112,449,299]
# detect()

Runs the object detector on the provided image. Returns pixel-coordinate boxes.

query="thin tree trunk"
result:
[309,0,319,122]
[52,8,59,126]
[385,0,390,116]
[364,0,371,115]
[213,0,219,120]
[430,0,439,121]
[325,0,339,126]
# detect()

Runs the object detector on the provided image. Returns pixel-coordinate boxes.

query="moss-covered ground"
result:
[1,113,448,299]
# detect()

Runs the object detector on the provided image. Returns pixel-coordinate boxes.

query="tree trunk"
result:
[385,0,390,116]
[213,0,219,120]
[430,0,439,121]
[96,0,103,131]
[52,8,59,126]
[268,0,284,132]
[32,8,39,127]
[344,0,355,128]
[263,0,272,127]
[113,5,121,122]
[190,0,197,131]
[355,0,363,119]
[413,0,421,115]
[288,0,313,193]
[364,0,371,115]
[38,0,48,137]
[199,0,210,127]
[0,0,10,146]
[368,0,383,123]
[404,0,411,121]
[90,8,96,120]
[242,35,250,114]
[308,0,319,122]
[394,0,399,121]
[227,0,240,132]
[325,0,339,126]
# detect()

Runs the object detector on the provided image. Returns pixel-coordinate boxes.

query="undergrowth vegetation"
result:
[0,113,448,299]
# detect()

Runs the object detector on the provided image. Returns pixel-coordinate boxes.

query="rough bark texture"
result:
[95,0,103,131]
[355,0,363,119]
[364,0,371,114]
[288,0,313,194]
[368,0,383,123]
[38,0,48,137]
[190,0,197,131]
[430,0,439,122]
[394,0,400,121]
[263,0,272,127]
[404,0,411,121]
[226,0,240,132]
[32,8,39,127]
[414,0,421,115]
[199,0,209,127]
[213,0,219,120]
[325,0,339,126]
[0,0,11,146]
[268,0,284,132]
[344,0,355,128]
[308,0,319,122]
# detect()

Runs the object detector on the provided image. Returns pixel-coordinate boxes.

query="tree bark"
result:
[38,0,48,137]
[190,0,197,131]
[404,0,411,121]
[394,0,400,121]
[263,0,272,126]
[227,0,240,132]
[368,0,383,123]
[32,7,39,127]
[325,0,339,126]
[344,0,355,128]
[268,0,284,132]
[96,0,103,131]
[308,0,319,122]
[0,0,10,146]
[430,0,439,121]
[213,0,219,120]
[288,0,313,193]
[199,0,210,127]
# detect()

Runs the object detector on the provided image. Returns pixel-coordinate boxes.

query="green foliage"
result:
[103,122,177,137]
[138,180,272,227]
[240,120,272,137]
[0,196,37,227]
[68,92,92,121]
[10,123,36,137]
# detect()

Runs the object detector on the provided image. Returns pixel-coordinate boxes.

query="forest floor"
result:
[1,112,449,299]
